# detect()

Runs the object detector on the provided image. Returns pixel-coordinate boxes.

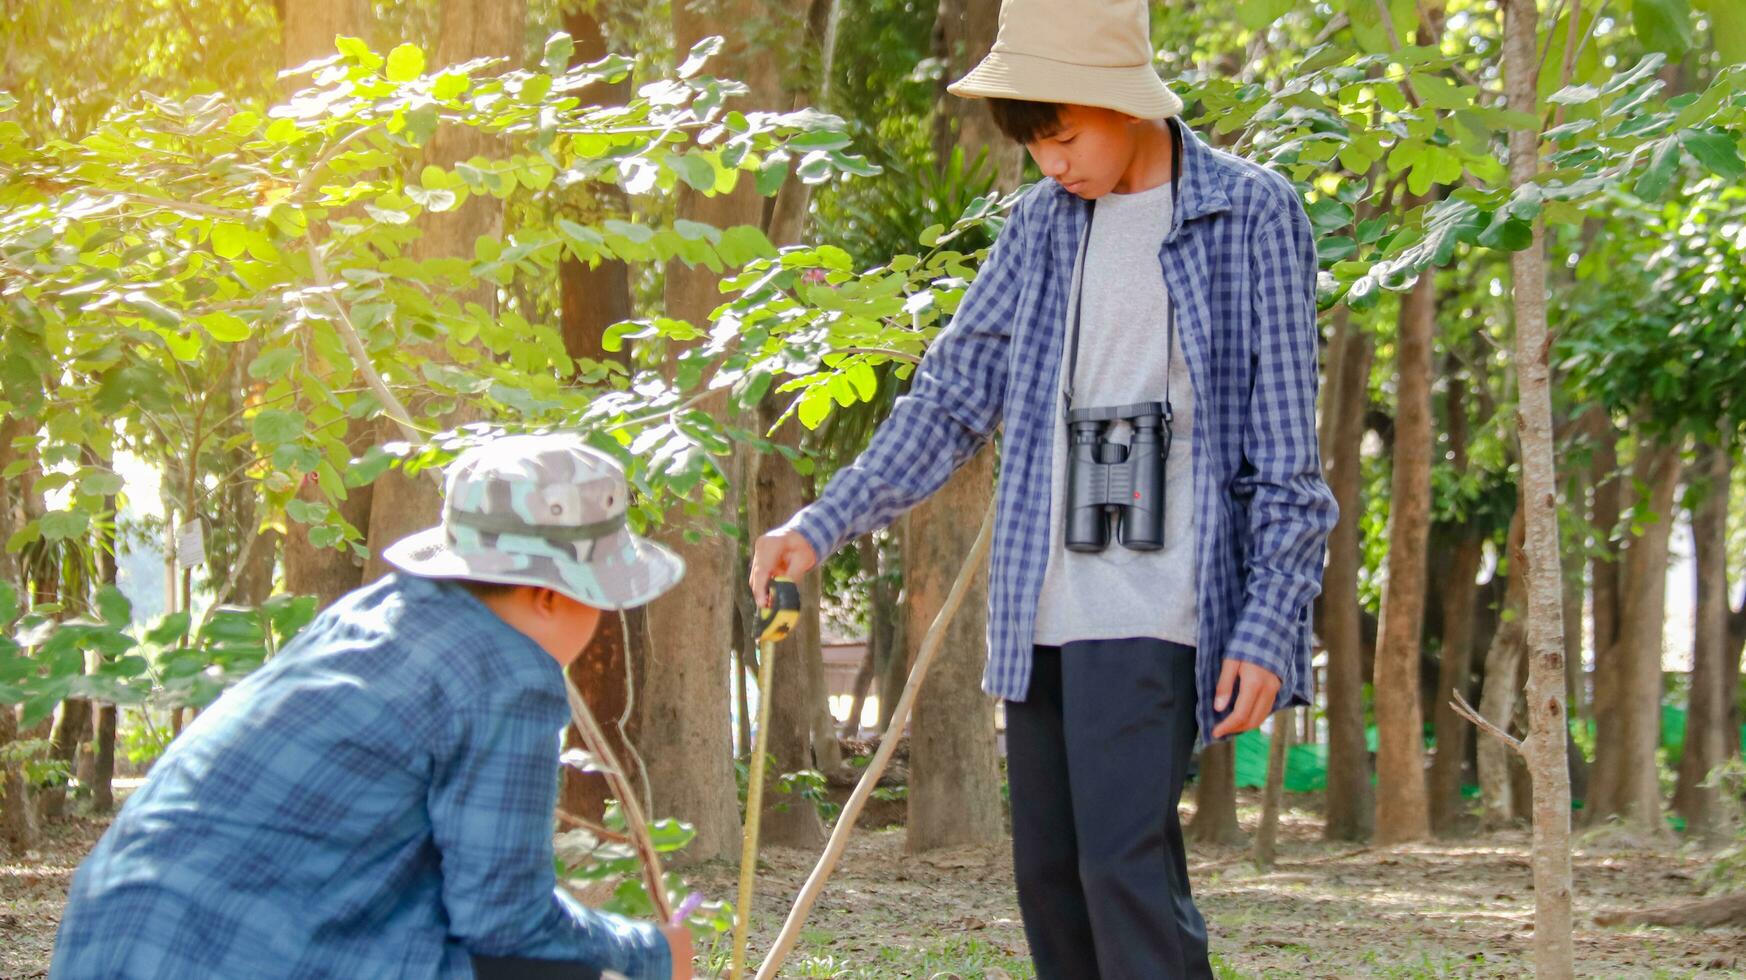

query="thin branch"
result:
[300,233,428,457]
[829,346,922,364]
[117,193,251,222]
[1374,0,1423,109]
[555,806,633,844]
[1451,688,1524,756]
[564,676,673,923]
[296,126,375,198]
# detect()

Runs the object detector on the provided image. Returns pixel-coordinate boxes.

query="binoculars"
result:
[1064,401,1172,553]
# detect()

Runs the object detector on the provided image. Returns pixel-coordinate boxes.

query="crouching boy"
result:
[53,434,691,980]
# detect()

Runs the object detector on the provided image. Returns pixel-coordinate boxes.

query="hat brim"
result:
[381,526,686,611]
[947,50,1182,121]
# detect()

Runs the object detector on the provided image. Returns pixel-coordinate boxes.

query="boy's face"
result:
[1020,104,1148,199]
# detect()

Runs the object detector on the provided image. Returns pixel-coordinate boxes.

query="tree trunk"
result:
[904,0,1016,855]
[361,0,525,585]
[877,520,910,733]
[754,416,827,848]
[1584,408,1622,738]
[801,569,843,773]
[843,536,888,738]
[1320,309,1375,842]
[1190,741,1243,845]
[1430,531,1484,835]
[554,0,640,827]
[1672,440,1732,839]
[91,704,117,814]
[0,707,36,855]
[42,690,90,820]
[906,448,1003,852]
[1478,510,1527,830]
[277,0,376,610]
[1253,709,1293,869]
[638,0,809,864]
[1502,0,1577,967]
[1586,436,1680,832]
[932,0,1023,188]
[280,0,370,68]
[1373,243,1435,846]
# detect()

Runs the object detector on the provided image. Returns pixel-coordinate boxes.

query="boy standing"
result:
[55,435,690,979]
[750,1,1337,976]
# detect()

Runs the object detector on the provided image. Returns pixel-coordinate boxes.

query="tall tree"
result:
[904,0,1017,854]
[1585,435,1680,832]
[1320,308,1375,842]
[643,0,810,862]
[278,0,377,610]
[1500,0,1575,966]
[360,0,526,585]
[1672,439,1733,839]
[1373,223,1435,845]
[1429,361,1486,835]
[555,0,642,827]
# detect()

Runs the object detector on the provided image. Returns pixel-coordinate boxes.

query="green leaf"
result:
[1634,136,1681,200]
[432,72,470,101]
[199,312,251,343]
[717,225,776,266]
[78,470,125,496]
[96,586,131,627]
[40,510,90,541]
[1709,0,1746,63]
[334,36,382,71]
[386,43,426,82]
[248,348,299,381]
[252,409,306,446]
[211,222,248,259]
[1632,0,1694,56]
[406,184,458,212]
[520,73,553,104]
[145,611,191,646]
[1547,83,1601,106]
[669,153,717,192]
[1238,0,1294,30]
[542,31,575,73]
[677,36,724,79]
[1677,129,1745,180]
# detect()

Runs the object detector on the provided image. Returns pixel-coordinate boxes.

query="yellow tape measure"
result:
[755,578,801,644]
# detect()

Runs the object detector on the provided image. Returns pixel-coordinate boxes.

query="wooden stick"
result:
[1450,687,1524,756]
[564,676,674,924]
[731,636,779,979]
[754,497,996,980]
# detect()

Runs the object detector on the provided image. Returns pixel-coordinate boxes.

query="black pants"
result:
[1005,638,1213,980]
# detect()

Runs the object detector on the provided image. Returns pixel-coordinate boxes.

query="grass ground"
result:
[4,786,1742,978]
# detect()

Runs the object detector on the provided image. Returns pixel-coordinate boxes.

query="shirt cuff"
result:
[777,503,842,566]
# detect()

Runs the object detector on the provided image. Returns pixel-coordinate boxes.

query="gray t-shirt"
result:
[1032,180,1198,648]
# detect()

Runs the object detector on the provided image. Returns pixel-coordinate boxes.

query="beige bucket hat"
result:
[947,0,1182,120]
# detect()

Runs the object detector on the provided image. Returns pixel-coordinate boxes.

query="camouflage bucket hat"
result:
[382,433,684,610]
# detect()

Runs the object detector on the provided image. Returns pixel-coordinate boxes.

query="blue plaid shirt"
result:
[784,124,1337,747]
[53,574,670,980]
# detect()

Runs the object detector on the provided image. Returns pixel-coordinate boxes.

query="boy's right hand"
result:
[749,530,818,609]
[660,923,693,979]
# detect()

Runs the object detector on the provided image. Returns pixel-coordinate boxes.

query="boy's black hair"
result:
[987,98,1066,145]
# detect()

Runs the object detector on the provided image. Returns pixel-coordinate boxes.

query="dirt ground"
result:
[5,788,1743,979]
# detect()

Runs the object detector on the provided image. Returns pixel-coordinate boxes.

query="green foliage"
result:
[0,584,318,722]
[553,804,735,961]
[0,33,870,568]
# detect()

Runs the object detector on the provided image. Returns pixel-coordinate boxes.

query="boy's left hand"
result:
[1209,660,1281,739]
